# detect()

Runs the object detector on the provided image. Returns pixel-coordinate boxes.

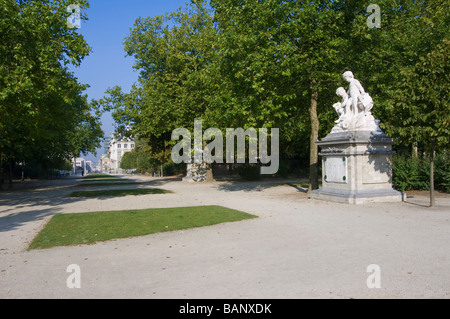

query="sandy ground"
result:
[0,174,449,299]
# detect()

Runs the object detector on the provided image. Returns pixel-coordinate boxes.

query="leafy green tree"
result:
[357,0,450,205]
[211,0,361,189]
[120,151,138,170]
[102,0,217,172]
[389,39,449,205]
[0,0,102,186]
[102,0,448,194]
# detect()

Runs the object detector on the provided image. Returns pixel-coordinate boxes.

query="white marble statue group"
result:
[331,71,380,133]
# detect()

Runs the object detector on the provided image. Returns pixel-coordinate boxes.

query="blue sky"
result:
[69,0,190,162]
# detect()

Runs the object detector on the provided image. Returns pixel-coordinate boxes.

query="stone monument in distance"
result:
[310,71,402,204]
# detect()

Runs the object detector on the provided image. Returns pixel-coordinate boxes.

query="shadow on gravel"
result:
[0,208,56,233]
[215,179,309,193]
[0,184,85,209]
[0,179,83,234]
[0,176,183,234]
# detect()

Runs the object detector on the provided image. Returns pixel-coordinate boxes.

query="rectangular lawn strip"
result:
[69,188,171,197]
[80,178,122,183]
[75,182,142,187]
[83,174,121,179]
[28,206,257,250]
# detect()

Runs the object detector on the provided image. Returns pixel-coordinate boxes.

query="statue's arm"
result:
[341,94,348,105]
[355,80,366,95]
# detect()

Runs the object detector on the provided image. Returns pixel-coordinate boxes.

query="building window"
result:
[118,144,121,148]
[124,144,128,149]
[131,144,135,149]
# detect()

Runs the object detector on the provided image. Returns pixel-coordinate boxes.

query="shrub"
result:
[392,155,429,191]
[276,160,289,178]
[392,151,449,193]
[120,151,138,170]
[238,164,261,180]
[163,161,185,176]
[435,151,450,193]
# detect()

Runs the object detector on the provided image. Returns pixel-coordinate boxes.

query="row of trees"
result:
[0,0,103,187]
[120,137,184,177]
[102,0,448,196]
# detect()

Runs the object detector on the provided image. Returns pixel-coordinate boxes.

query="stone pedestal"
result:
[310,130,402,204]
[182,163,207,182]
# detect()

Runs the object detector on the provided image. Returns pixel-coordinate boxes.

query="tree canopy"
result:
[102,0,449,187]
[0,0,103,181]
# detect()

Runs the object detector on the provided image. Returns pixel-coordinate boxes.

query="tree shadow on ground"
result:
[116,176,183,185]
[284,183,309,194]
[0,176,180,234]
[1,176,80,191]
[0,177,85,209]
[69,176,182,194]
[0,187,88,235]
[0,207,57,233]
[215,178,309,193]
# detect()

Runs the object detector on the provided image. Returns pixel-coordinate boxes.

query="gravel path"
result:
[0,175,449,299]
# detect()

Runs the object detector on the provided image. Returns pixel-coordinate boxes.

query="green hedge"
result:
[238,164,261,180]
[162,162,186,176]
[392,151,449,193]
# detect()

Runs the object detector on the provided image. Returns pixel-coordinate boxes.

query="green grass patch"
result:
[75,182,142,188]
[69,188,171,198]
[83,174,120,179]
[80,178,122,182]
[28,206,257,250]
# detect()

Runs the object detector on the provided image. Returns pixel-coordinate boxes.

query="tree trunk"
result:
[412,141,418,158]
[205,163,214,182]
[308,81,320,193]
[429,138,435,207]
[0,151,3,191]
[42,163,48,180]
[8,157,13,189]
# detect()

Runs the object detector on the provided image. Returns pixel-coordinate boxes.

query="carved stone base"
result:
[310,130,402,204]
[311,187,403,205]
[331,114,380,133]
[183,163,207,182]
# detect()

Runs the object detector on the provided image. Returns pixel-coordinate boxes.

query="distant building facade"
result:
[106,135,135,173]
[72,157,92,175]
